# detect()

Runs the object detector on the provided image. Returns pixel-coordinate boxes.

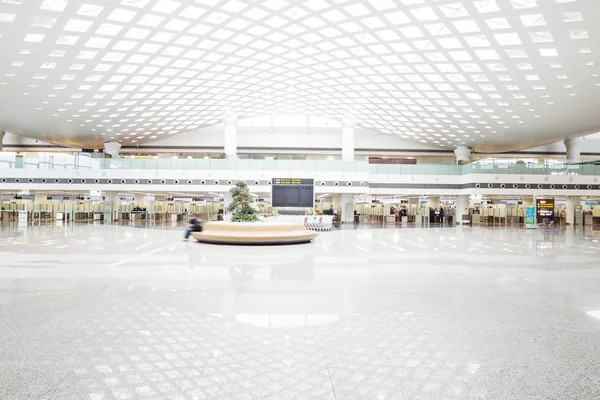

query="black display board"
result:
[536,198,555,223]
[272,178,314,208]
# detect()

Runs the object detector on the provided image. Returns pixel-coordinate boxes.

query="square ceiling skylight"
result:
[495,33,521,45]
[510,0,538,9]
[137,13,164,27]
[24,33,44,42]
[453,20,481,33]
[529,31,554,43]
[520,14,546,27]
[31,16,56,28]
[77,4,104,17]
[439,3,469,18]
[540,48,559,56]
[563,11,583,22]
[411,6,439,22]
[0,13,16,23]
[486,18,511,30]
[107,8,137,23]
[40,0,68,12]
[474,0,500,13]
[64,19,94,32]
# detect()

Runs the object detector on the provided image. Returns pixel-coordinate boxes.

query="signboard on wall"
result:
[536,198,554,223]
[272,178,314,208]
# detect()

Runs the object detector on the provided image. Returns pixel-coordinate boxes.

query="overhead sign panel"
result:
[272,178,314,208]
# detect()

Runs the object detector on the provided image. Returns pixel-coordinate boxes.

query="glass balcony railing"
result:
[367,164,462,175]
[0,155,370,173]
[0,152,598,176]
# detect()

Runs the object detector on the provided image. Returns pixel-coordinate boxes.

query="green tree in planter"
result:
[229,181,259,222]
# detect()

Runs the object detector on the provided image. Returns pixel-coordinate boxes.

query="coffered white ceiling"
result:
[0,0,599,151]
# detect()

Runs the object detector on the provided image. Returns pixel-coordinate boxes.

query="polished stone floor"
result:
[1,221,600,399]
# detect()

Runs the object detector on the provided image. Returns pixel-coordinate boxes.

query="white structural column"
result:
[454,146,472,164]
[455,195,469,225]
[341,193,354,223]
[532,195,538,225]
[224,116,238,159]
[223,192,233,214]
[0,130,5,152]
[104,142,121,158]
[103,191,118,222]
[341,119,356,162]
[566,196,580,225]
[133,193,146,208]
[34,193,46,204]
[564,138,583,162]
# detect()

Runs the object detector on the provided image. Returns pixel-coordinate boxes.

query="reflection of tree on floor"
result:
[184,242,195,269]
[228,266,256,287]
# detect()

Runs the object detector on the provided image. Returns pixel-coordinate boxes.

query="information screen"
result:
[272,178,314,208]
[536,198,555,221]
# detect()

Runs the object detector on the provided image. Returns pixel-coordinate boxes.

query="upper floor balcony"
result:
[0,152,597,176]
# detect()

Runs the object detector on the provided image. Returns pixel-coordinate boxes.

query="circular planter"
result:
[191,221,317,245]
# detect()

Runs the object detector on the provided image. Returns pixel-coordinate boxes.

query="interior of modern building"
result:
[2,1,600,399]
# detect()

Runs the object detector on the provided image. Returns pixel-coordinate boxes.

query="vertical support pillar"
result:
[532,195,538,225]
[566,196,580,226]
[454,146,472,164]
[34,193,46,204]
[133,193,146,208]
[341,119,355,162]
[103,142,121,158]
[224,116,237,159]
[564,138,582,163]
[103,191,118,223]
[456,195,469,226]
[223,192,233,214]
[341,193,354,224]
[0,130,5,152]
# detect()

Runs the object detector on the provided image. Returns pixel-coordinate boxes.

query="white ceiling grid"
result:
[0,0,599,151]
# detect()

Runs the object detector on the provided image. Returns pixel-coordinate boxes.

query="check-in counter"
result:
[472,214,481,226]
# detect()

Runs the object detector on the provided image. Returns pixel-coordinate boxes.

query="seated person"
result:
[184,214,203,240]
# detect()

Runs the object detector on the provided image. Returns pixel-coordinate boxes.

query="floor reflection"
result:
[2,223,600,399]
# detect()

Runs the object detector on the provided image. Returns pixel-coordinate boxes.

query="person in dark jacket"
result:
[184,214,203,240]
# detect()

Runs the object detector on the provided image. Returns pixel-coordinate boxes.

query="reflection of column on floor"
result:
[339,289,353,318]
[222,288,236,321]
[565,225,575,247]
[566,196,580,226]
